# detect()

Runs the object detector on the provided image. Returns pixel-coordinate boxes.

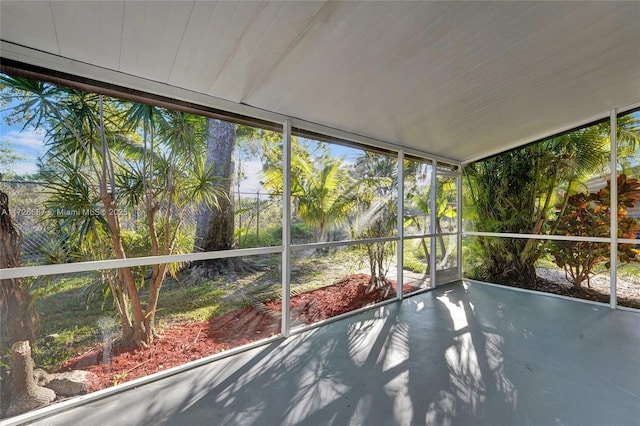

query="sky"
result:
[1,127,47,176]
[0,121,269,193]
[0,93,267,190]
[0,116,363,194]
[0,82,371,193]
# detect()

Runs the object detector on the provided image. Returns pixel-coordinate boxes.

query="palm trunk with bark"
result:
[0,191,39,347]
[195,119,235,252]
[194,119,249,275]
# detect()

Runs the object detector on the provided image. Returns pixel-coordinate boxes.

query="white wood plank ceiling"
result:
[1,1,639,163]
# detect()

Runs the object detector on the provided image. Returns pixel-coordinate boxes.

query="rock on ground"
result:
[45,370,97,397]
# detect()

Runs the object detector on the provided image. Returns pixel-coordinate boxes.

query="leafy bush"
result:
[236,226,281,248]
[291,222,316,240]
[236,221,316,248]
[404,245,428,274]
[547,174,640,288]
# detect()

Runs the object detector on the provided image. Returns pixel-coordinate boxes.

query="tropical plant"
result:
[615,112,640,170]
[406,173,457,274]
[464,122,613,284]
[351,153,398,287]
[0,74,224,347]
[263,152,356,242]
[298,158,356,242]
[547,174,640,288]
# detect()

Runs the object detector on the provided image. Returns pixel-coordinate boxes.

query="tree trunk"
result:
[367,242,390,289]
[142,206,162,345]
[194,119,250,275]
[144,263,169,345]
[101,194,146,347]
[195,119,236,252]
[0,191,39,347]
[6,341,56,417]
[435,219,449,268]
[420,237,431,278]
[106,271,133,340]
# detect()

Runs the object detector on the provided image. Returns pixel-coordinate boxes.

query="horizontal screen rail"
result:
[463,232,610,243]
[0,246,283,280]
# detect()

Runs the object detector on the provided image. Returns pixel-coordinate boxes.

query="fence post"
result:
[256,191,260,244]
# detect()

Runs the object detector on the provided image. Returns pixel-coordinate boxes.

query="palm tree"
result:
[194,118,235,254]
[616,112,640,174]
[298,158,356,242]
[464,119,637,285]
[1,75,222,347]
[351,153,398,287]
[405,173,457,275]
[263,153,355,242]
[121,105,223,342]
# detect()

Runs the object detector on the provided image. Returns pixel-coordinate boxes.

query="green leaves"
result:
[295,157,355,242]
[184,156,228,210]
[0,75,59,130]
[547,175,640,288]
[464,121,613,283]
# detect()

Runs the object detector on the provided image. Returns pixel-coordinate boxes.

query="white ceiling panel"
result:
[119,1,194,82]
[167,1,239,92]
[1,0,639,163]
[212,1,330,103]
[50,1,124,69]
[205,1,292,101]
[0,1,58,54]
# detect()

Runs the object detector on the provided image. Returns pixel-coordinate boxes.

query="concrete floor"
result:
[29,281,640,426]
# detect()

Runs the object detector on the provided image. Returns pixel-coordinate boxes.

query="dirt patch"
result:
[490,268,640,309]
[60,274,419,393]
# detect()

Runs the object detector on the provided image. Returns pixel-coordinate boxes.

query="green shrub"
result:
[403,240,428,273]
[547,174,640,288]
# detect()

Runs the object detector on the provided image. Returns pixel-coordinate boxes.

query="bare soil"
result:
[490,267,640,309]
[60,274,419,393]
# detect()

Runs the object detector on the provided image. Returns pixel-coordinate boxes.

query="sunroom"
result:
[1,1,639,425]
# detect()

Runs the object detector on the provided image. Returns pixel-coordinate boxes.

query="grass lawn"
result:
[24,249,377,370]
[28,255,283,370]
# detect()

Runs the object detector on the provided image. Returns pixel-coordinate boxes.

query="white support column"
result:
[282,120,292,336]
[457,170,463,281]
[430,160,437,288]
[397,150,404,300]
[610,109,618,310]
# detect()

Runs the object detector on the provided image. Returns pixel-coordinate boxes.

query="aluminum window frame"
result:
[0,58,459,425]
[462,101,640,311]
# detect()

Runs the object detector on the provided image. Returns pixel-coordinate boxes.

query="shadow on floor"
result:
[30,282,640,426]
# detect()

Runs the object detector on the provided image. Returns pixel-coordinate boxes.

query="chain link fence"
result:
[0,180,282,265]
[0,180,50,264]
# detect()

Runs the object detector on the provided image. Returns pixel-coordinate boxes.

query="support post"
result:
[282,120,292,336]
[256,191,260,242]
[457,170,463,281]
[610,109,618,310]
[430,160,437,288]
[397,150,404,300]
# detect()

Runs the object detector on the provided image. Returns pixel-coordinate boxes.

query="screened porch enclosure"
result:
[0,67,463,422]
[1,65,639,426]
[1,1,639,425]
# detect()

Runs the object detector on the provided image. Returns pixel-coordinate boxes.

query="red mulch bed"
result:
[61,274,419,393]
[63,307,280,392]
[266,273,417,323]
